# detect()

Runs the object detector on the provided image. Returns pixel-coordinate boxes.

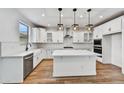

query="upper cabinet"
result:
[73,31,93,43]
[93,25,104,39]
[52,31,64,43]
[40,28,47,43]
[93,16,123,39]
[103,16,122,35]
[31,28,64,43]
[31,28,47,43]
[31,28,41,43]
[73,31,84,43]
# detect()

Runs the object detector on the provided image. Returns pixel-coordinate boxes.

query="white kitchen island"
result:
[52,49,97,77]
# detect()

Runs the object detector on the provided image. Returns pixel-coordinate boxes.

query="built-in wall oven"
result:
[94,39,102,57]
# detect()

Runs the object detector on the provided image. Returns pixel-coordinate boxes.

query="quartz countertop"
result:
[0,49,42,58]
[52,49,96,56]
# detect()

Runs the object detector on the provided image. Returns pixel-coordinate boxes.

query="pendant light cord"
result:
[89,12,90,24]
[74,11,75,24]
[73,8,77,25]
[58,8,62,24]
[89,11,90,25]
[87,9,91,25]
[59,11,61,24]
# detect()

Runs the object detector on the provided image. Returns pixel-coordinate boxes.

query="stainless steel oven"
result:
[94,39,102,57]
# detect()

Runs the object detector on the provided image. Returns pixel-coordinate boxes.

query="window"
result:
[19,22,29,44]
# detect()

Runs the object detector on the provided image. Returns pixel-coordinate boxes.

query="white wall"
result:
[102,35,112,64]
[102,33,122,67]
[122,16,124,73]
[0,9,34,42]
[111,33,122,67]
[0,9,35,56]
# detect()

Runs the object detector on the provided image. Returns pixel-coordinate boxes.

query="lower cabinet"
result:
[23,53,33,79]
[46,49,53,58]
[0,49,53,83]
[33,49,43,68]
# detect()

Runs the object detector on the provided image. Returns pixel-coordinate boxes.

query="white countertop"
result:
[0,49,42,58]
[52,49,96,56]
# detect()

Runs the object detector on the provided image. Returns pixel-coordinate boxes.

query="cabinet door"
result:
[33,50,43,68]
[110,17,122,33]
[47,32,52,43]
[31,28,40,43]
[57,31,64,43]
[52,31,57,43]
[52,31,63,43]
[84,32,89,42]
[46,49,53,58]
[103,16,122,35]
[33,54,37,68]
[93,26,103,39]
[73,31,78,42]
[73,31,84,43]
[40,29,47,43]
[89,32,93,42]
[41,49,47,58]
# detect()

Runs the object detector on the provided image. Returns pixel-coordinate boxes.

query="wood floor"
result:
[23,59,124,84]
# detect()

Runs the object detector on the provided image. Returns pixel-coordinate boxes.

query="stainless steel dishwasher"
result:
[23,53,33,79]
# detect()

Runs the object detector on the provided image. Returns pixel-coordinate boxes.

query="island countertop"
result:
[52,49,96,56]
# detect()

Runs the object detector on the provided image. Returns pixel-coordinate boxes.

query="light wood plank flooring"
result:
[23,59,124,84]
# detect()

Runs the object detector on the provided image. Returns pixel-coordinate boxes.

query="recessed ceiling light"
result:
[80,15,83,18]
[99,15,103,18]
[61,14,63,17]
[48,24,50,26]
[42,14,45,16]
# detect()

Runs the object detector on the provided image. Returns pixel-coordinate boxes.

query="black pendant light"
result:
[72,8,79,31]
[85,9,94,32]
[57,8,64,31]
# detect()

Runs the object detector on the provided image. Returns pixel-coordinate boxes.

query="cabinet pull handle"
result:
[24,55,33,60]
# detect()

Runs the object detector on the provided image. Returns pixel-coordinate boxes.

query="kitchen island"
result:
[52,49,96,77]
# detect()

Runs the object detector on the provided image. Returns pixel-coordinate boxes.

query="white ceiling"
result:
[17,8,124,27]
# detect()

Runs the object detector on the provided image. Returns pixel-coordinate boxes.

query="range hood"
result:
[64,34,72,38]
[64,27,73,38]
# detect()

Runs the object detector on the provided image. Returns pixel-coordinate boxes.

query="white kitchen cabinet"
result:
[31,28,47,43]
[73,31,93,43]
[0,53,34,83]
[93,25,104,39]
[103,16,122,35]
[94,16,122,39]
[93,27,101,39]
[40,28,47,43]
[47,32,52,43]
[83,32,88,42]
[89,32,93,42]
[52,31,63,43]
[31,28,41,43]
[46,49,53,58]
[33,49,43,68]
[84,32,91,42]
[32,28,63,43]
[0,49,45,83]
[73,31,84,43]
